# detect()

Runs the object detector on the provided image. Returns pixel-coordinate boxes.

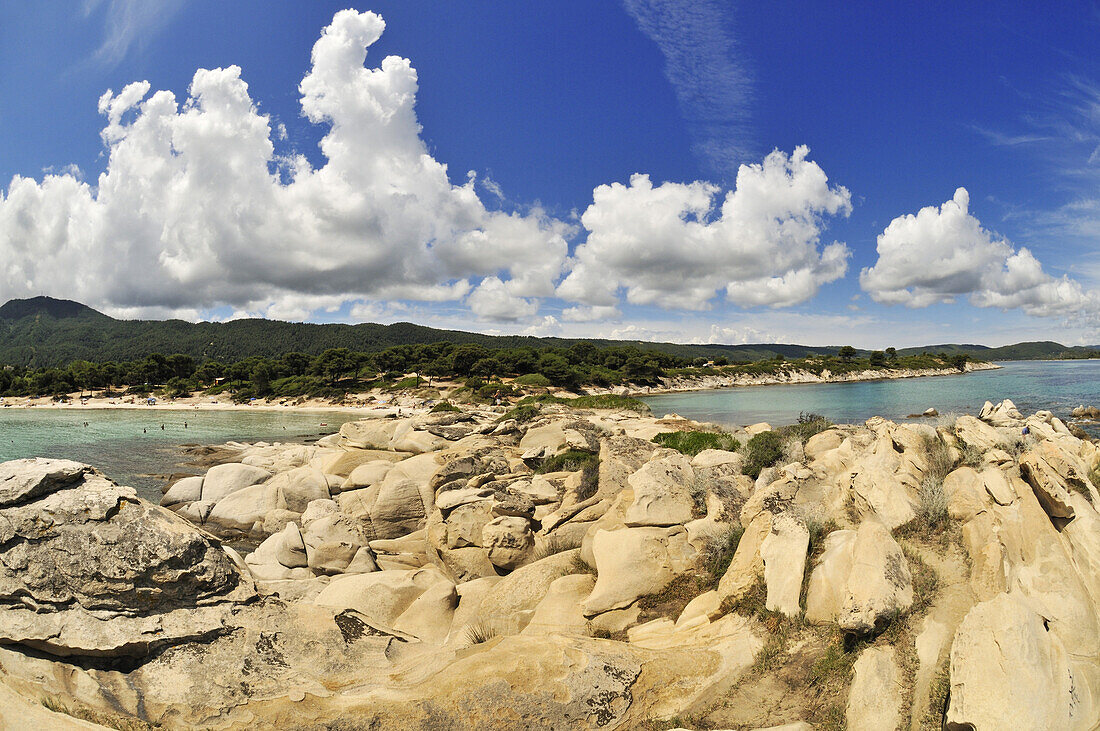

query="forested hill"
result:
[1,297,1096,368]
[0,297,840,367]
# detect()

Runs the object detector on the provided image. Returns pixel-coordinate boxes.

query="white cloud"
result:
[0,10,569,320]
[557,146,852,311]
[860,187,1099,319]
[466,276,539,321]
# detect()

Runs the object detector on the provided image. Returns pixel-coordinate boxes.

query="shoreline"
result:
[625,361,1001,396]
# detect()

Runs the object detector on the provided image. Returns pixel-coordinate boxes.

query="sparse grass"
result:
[1070,478,1095,504]
[463,619,499,645]
[922,660,952,730]
[535,449,598,474]
[917,474,950,532]
[807,638,858,688]
[637,572,713,622]
[518,393,650,413]
[567,553,597,576]
[577,459,601,500]
[653,430,740,456]
[902,544,940,615]
[699,525,744,586]
[430,401,461,413]
[40,696,160,731]
[801,517,839,610]
[741,430,785,479]
[532,533,582,561]
[958,441,984,468]
[921,434,955,482]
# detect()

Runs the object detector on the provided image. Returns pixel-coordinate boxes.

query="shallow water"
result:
[0,407,363,501]
[640,360,1100,431]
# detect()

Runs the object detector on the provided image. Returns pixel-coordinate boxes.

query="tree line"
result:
[0,341,969,401]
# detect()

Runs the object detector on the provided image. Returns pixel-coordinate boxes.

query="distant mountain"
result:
[0,297,843,368]
[1,297,1095,369]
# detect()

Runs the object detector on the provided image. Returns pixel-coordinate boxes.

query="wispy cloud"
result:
[83,0,185,68]
[621,0,753,180]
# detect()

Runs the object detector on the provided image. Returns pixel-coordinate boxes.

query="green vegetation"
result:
[511,373,551,387]
[699,525,744,585]
[499,404,542,423]
[40,696,160,731]
[429,401,460,413]
[741,430,785,479]
[652,430,740,456]
[534,449,598,474]
[776,412,832,444]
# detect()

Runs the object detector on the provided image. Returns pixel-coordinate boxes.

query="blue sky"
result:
[1,1,1098,348]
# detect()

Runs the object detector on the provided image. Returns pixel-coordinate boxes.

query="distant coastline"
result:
[622,360,1001,396]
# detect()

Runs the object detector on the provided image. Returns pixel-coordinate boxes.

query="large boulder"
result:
[760,512,809,617]
[946,593,1078,730]
[805,519,913,634]
[303,511,368,575]
[581,526,696,616]
[199,462,271,503]
[313,566,453,633]
[267,465,330,513]
[846,645,902,731]
[206,483,280,534]
[482,516,534,570]
[160,475,203,507]
[0,459,253,658]
[623,451,696,527]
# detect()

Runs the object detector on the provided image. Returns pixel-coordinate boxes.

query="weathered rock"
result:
[745,422,772,435]
[274,521,308,568]
[0,457,86,506]
[806,520,913,633]
[436,486,494,512]
[199,462,271,503]
[846,645,902,731]
[805,429,844,460]
[206,482,280,534]
[313,566,453,632]
[522,574,596,637]
[0,460,253,658]
[717,511,772,603]
[267,465,330,513]
[954,415,1007,453]
[760,513,809,616]
[491,489,536,519]
[690,449,744,471]
[160,475,203,507]
[1019,451,1077,521]
[946,593,1078,730]
[342,459,394,490]
[303,512,366,574]
[624,451,696,527]
[445,500,494,548]
[581,526,696,616]
[482,516,534,570]
[598,435,659,499]
[476,550,581,635]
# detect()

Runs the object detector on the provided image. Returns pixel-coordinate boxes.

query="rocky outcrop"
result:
[0,459,254,658]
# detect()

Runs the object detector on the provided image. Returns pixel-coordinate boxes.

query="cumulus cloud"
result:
[0,10,568,320]
[557,146,852,311]
[860,187,1098,318]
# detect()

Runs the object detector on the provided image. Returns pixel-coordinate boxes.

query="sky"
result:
[1,1,1099,349]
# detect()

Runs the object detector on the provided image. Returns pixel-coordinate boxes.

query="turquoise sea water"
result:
[0,407,362,502]
[640,360,1100,431]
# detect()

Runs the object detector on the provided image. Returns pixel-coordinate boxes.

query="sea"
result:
[0,407,364,502]
[2,360,1099,501]
[640,360,1100,432]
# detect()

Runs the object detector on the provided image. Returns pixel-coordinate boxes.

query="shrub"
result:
[533,533,582,561]
[430,401,460,413]
[577,459,600,500]
[652,430,740,456]
[569,394,650,412]
[463,619,498,645]
[742,430,785,479]
[536,449,599,474]
[777,412,832,444]
[512,373,551,387]
[498,403,541,424]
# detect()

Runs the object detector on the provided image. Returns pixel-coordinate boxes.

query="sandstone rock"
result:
[598,435,659,499]
[805,429,845,460]
[522,574,596,637]
[344,546,379,574]
[436,486,494,512]
[342,459,395,490]
[581,526,696,616]
[244,532,312,582]
[491,489,535,519]
[160,475,203,507]
[954,415,1007,453]
[0,460,253,658]
[745,422,772,435]
[690,449,743,470]
[200,462,271,503]
[303,512,366,575]
[445,500,494,548]
[313,566,453,630]
[267,465,330,513]
[718,511,772,603]
[482,516,534,570]
[206,483,280,534]
[1019,451,1077,521]
[438,546,498,582]
[946,593,1077,730]
[806,520,913,633]
[476,550,581,635]
[624,451,696,527]
[392,579,457,644]
[760,512,809,616]
[676,590,722,628]
[275,521,308,568]
[508,475,560,505]
[846,645,901,731]
[371,477,428,539]
[0,457,86,506]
